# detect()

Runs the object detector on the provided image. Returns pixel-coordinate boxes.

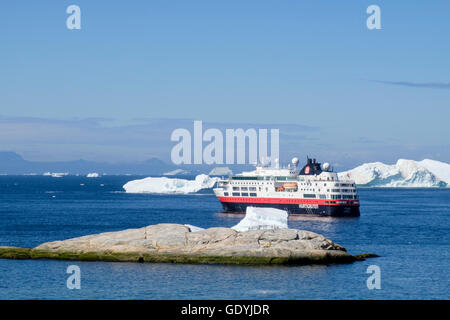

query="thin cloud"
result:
[0,116,113,126]
[0,116,320,162]
[371,80,450,90]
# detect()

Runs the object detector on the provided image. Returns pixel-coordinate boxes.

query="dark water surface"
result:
[0,176,448,299]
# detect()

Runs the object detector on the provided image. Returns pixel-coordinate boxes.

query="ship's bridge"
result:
[238,166,298,178]
[315,171,339,181]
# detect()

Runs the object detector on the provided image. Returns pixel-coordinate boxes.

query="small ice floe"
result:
[86,173,100,178]
[122,174,218,194]
[232,207,288,232]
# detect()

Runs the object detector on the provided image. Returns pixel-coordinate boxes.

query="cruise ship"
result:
[213,157,360,217]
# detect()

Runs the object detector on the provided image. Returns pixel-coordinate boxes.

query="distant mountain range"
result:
[0,151,174,175]
[0,151,252,175]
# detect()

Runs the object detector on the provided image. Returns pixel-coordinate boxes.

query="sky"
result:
[0,1,449,169]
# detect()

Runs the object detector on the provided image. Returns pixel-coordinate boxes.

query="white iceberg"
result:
[208,167,233,176]
[43,172,68,178]
[232,207,288,232]
[418,159,450,185]
[123,174,218,194]
[163,169,189,176]
[338,159,449,187]
[86,172,100,178]
[184,224,205,232]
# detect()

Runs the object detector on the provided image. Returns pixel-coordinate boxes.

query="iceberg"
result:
[184,224,205,232]
[232,207,288,232]
[418,159,450,185]
[163,169,189,176]
[86,173,100,178]
[338,159,449,187]
[208,167,233,176]
[43,172,68,178]
[123,174,218,194]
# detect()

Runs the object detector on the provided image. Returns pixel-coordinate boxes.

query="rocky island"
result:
[0,223,376,265]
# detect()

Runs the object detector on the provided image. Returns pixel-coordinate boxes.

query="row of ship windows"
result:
[226,192,258,197]
[331,189,356,193]
[233,187,257,191]
[332,195,358,199]
[339,183,354,187]
[229,181,355,188]
[231,186,355,193]
[229,177,356,183]
[224,192,358,200]
[231,177,306,181]
[230,181,318,186]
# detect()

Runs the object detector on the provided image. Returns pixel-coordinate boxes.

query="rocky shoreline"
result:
[0,224,377,265]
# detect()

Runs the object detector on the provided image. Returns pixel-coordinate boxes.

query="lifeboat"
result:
[283,183,298,191]
[283,183,298,188]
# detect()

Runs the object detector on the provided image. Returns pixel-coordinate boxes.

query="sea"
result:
[0,175,449,299]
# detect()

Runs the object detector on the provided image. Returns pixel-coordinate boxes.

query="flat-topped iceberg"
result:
[163,169,189,176]
[232,207,288,232]
[338,159,449,187]
[123,174,218,194]
[86,172,100,178]
[43,172,68,178]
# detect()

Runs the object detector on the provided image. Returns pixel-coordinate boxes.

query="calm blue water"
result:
[0,175,449,299]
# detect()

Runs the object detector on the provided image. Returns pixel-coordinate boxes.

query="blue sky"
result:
[0,1,449,168]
